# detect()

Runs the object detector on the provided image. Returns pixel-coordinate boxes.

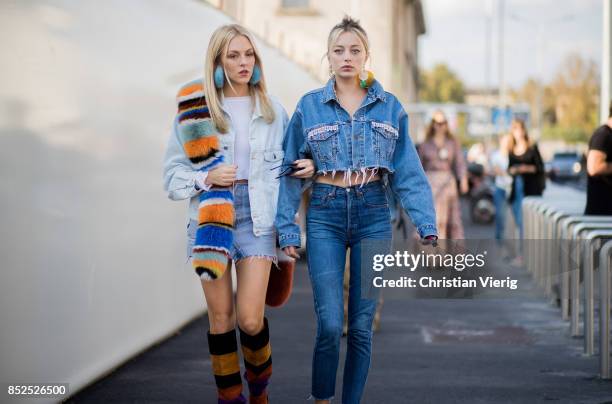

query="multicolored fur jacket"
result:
[176,80,234,280]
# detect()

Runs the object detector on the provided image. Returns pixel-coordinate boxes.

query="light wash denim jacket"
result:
[275,78,437,249]
[163,91,288,258]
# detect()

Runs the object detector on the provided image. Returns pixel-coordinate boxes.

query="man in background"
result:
[585,101,612,215]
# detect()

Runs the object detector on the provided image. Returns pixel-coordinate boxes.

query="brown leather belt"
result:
[233,179,248,184]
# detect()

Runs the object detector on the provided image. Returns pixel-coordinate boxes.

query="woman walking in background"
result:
[163,24,313,403]
[275,16,437,403]
[507,119,545,260]
[490,133,513,243]
[418,111,468,239]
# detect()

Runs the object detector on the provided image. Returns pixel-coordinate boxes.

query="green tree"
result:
[549,53,599,133]
[512,53,599,143]
[418,63,465,103]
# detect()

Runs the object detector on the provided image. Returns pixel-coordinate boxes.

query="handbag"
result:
[266,248,295,307]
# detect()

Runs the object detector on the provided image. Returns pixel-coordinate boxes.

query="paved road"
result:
[70,198,612,403]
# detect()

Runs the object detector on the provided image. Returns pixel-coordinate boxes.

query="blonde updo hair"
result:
[326,16,370,69]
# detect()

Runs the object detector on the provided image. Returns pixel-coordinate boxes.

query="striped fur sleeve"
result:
[175,79,224,171]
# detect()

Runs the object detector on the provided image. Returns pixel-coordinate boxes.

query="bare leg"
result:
[201,260,235,333]
[235,257,273,332]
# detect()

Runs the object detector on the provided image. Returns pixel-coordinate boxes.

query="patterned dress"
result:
[418,137,467,239]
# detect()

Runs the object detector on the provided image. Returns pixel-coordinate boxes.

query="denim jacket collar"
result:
[321,77,387,104]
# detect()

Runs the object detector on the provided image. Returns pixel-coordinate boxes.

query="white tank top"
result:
[223,96,252,180]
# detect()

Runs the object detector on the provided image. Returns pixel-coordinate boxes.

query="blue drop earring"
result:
[214,65,224,89]
[249,65,261,85]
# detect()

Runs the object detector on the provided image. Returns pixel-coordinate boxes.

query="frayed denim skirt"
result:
[187,183,277,264]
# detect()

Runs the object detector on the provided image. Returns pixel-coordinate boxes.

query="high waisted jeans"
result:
[306,181,392,403]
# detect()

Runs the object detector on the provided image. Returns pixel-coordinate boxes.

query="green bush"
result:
[541,125,590,143]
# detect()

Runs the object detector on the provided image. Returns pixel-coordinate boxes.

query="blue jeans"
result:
[306,181,392,403]
[493,186,507,242]
[511,175,524,241]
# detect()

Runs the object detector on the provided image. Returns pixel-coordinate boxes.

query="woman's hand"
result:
[520,164,537,173]
[206,164,237,186]
[510,164,536,175]
[459,177,469,195]
[282,246,300,259]
[290,159,315,179]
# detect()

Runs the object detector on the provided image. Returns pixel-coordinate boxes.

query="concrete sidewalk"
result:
[69,201,612,403]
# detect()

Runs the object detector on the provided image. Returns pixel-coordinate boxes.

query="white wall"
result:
[0,0,319,401]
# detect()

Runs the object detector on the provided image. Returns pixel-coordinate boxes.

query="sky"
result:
[419,0,602,90]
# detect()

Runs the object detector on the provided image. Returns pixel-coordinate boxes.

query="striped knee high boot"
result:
[207,329,246,404]
[239,318,272,404]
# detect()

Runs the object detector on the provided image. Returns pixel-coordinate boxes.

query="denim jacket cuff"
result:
[194,171,211,192]
[279,233,301,249]
[417,224,438,239]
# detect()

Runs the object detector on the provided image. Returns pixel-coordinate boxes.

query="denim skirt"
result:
[187,183,277,264]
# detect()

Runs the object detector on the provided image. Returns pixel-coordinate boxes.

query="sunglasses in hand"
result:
[270,162,300,179]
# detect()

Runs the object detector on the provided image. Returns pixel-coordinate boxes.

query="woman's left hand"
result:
[290,159,315,178]
[460,177,469,195]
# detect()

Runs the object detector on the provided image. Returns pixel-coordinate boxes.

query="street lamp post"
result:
[602,0,612,123]
[498,0,506,109]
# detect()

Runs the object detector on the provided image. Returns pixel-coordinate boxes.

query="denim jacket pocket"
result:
[371,121,399,162]
[263,150,284,162]
[306,124,339,163]
[263,149,284,181]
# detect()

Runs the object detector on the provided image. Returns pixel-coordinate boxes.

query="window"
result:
[281,0,309,7]
[277,0,318,16]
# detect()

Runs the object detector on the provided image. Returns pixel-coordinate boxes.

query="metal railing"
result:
[521,195,612,379]
[599,240,612,378]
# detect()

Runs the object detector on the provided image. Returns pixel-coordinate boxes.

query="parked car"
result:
[547,152,584,182]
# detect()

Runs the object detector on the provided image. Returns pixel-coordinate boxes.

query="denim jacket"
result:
[275,78,437,248]
[163,90,288,257]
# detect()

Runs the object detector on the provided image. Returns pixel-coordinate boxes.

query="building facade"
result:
[203,0,426,105]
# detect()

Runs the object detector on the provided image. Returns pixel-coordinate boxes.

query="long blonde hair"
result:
[507,118,530,152]
[203,24,275,133]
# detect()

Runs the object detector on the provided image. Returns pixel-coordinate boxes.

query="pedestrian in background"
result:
[585,101,612,215]
[418,110,468,239]
[489,133,513,243]
[507,119,545,264]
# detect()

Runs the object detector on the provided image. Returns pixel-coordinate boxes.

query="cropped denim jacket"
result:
[275,78,438,248]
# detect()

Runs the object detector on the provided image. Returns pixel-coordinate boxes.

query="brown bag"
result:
[266,250,295,307]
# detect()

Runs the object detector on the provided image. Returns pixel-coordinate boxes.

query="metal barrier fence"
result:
[522,195,612,379]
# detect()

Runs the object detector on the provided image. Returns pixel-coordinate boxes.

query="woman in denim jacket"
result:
[163,24,313,403]
[275,16,438,404]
